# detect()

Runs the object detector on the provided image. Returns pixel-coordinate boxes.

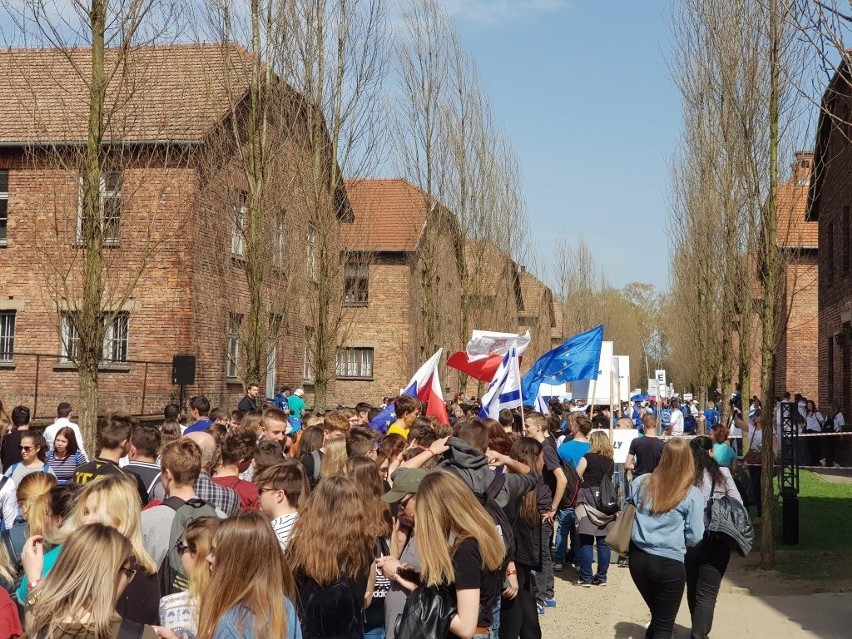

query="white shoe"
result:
[553,563,563,572]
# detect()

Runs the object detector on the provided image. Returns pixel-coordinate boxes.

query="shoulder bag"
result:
[604,487,635,556]
[744,429,761,466]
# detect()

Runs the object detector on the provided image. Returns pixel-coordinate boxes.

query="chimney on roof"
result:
[520,265,526,273]
[793,151,813,187]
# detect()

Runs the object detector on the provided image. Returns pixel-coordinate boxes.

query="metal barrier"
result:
[0,352,175,420]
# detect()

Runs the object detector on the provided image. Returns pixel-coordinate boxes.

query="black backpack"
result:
[596,474,620,516]
[823,413,835,433]
[157,497,218,595]
[394,584,456,639]
[561,461,583,508]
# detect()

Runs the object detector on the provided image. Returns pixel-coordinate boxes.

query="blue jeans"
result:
[578,534,611,584]
[552,507,576,564]
[364,628,385,639]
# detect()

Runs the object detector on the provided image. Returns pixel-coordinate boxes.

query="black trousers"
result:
[628,544,685,639]
[499,564,541,639]
[685,538,731,639]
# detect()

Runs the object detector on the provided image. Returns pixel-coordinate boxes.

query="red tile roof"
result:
[0,44,252,144]
[341,179,433,251]
[778,152,818,248]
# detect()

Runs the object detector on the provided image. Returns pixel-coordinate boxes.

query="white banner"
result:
[592,428,639,464]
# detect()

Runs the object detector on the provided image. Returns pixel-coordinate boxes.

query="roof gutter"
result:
[0,139,205,147]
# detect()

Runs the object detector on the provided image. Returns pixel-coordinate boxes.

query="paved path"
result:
[538,562,852,638]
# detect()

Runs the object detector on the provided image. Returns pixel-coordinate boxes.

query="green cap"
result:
[381,469,428,503]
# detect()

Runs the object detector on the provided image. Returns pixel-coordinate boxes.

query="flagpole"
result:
[518,350,526,433]
[609,368,615,441]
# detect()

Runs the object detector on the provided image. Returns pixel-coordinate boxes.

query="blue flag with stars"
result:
[369,403,397,434]
[521,325,604,403]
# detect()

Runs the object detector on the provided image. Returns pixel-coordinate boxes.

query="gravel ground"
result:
[537,561,651,638]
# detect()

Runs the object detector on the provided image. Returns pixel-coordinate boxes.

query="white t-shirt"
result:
[805,412,824,433]
[670,410,684,436]
[830,412,846,433]
[0,475,16,529]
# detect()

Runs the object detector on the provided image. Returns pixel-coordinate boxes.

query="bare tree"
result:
[1,0,192,449]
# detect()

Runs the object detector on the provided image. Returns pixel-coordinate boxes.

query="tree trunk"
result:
[759,0,782,569]
[78,0,108,450]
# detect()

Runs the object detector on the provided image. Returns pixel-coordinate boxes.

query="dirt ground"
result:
[537,557,852,638]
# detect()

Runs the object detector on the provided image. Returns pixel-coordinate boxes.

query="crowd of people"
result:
[0,384,843,639]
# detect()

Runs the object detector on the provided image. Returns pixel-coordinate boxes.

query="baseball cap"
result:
[294,388,304,397]
[381,469,428,503]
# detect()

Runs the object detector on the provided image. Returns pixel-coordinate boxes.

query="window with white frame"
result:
[0,311,15,361]
[343,263,369,305]
[60,313,80,362]
[303,327,314,382]
[76,171,123,246]
[307,224,317,280]
[226,313,242,379]
[61,312,129,363]
[102,312,129,362]
[336,347,373,379]
[0,170,8,246]
[231,193,247,257]
[273,210,286,268]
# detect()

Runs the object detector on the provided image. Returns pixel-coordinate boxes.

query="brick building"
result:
[0,44,342,418]
[773,152,819,402]
[337,179,463,406]
[807,66,852,416]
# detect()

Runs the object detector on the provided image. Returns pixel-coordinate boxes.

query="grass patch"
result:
[748,470,852,582]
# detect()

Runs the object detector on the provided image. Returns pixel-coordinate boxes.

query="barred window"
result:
[232,193,247,257]
[0,170,8,246]
[76,171,122,245]
[227,313,242,379]
[336,347,374,379]
[0,311,14,361]
[61,312,129,363]
[102,313,129,362]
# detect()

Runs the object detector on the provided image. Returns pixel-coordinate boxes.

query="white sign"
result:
[573,341,614,405]
[613,355,631,403]
[648,378,659,397]
[683,393,693,401]
[592,428,639,464]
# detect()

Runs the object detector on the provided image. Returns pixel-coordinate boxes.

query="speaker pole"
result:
[179,384,186,417]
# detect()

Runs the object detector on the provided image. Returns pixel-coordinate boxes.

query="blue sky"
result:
[443,0,679,291]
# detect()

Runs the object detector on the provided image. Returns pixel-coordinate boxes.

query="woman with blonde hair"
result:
[24,523,158,639]
[159,517,219,639]
[21,474,160,625]
[395,471,505,639]
[628,437,704,638]
[286,475,375,639]
[319,437,347,478]
[9,472,57,559]
[575,431,616,587]
[196,511,300,639]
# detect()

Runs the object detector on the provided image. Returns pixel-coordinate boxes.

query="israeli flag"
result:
[478,346,523,420]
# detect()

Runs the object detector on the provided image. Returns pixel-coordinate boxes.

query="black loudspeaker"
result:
[172,354,196,386]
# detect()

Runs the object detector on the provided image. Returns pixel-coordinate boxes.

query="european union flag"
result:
[369,403,397,434]
[521,325,604,403]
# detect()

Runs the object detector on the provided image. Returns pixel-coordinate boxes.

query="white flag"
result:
[466,330,531,362]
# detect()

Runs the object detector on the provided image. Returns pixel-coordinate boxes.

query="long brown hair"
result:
[184,517,219,601]
[285,475,374,584]
[415,471,505,587]
[511,437,542,526]
[197,511,293,639]
[640,438,696,514]
[345,455,392,538]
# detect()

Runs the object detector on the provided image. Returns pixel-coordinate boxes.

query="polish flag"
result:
[447,330,530,382]
[402,348,449,424]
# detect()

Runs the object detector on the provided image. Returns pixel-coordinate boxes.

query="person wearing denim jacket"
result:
[627,439,704,638]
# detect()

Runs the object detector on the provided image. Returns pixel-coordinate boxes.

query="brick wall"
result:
[0,148,195,418]
[813,107,852,415]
